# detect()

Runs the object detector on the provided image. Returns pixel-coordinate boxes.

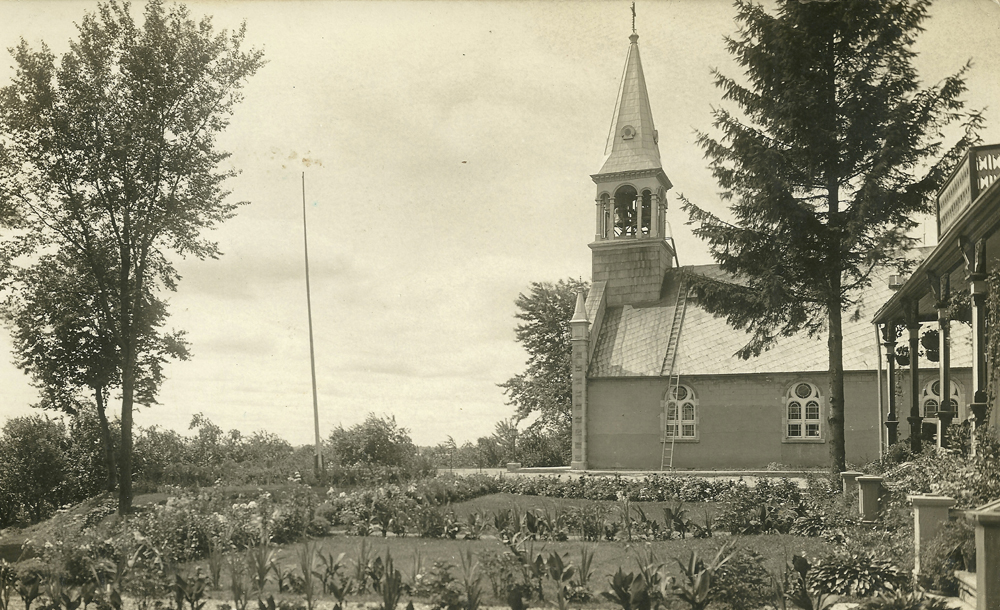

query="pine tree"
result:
[682,0,981,471]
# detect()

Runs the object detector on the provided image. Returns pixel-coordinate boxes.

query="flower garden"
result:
[1,439,998,610]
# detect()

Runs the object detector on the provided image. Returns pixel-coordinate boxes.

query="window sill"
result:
[661,438,700,443]
[782,437,825,444]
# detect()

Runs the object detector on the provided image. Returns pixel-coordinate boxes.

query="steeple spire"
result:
[597,16,662,176]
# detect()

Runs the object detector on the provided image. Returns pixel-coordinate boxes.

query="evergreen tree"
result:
[682,0,981,471]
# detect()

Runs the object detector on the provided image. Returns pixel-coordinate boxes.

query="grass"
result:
[184,494,835,607]
[189,533,834,606]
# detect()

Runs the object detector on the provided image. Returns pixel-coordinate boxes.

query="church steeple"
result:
[588,18,675,308]
[598,30,662,176]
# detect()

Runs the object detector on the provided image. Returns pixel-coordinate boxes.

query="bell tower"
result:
[590,24,674,307]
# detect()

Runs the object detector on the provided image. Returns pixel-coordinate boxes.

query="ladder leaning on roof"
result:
[660,276,690,471]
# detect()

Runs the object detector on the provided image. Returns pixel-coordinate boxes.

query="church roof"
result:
[596,32,663,176]
[589,256,972,378]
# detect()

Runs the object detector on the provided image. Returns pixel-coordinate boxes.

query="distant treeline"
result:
[0,410,566,528]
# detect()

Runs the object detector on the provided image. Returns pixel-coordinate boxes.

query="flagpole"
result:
[302,172,323,476]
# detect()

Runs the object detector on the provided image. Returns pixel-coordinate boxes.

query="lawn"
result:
[183,493,835,608]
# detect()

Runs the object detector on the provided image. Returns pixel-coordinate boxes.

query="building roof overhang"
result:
[873,174,1000,324]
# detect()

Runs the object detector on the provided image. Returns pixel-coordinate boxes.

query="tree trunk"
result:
[94,386,118,493]
[828,297,846,473]
[118,345,135,515]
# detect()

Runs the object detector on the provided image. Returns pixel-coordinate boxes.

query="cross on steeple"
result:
[631,2,636,34]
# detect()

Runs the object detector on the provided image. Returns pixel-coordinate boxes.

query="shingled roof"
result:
[589,255,972,377]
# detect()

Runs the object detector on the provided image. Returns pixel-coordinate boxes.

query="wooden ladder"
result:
[661,277,690,471]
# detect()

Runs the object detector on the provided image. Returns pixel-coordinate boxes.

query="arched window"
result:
[613,185,638,237]
[662,384,698,440]
[785,382,823,439]
[922,380,962,418]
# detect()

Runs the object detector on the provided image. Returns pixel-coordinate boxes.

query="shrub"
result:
[809,552,909,597]
[917,519,975,595]
[414,561,463,610]
[858,591,952,610]
[712,547,771,610]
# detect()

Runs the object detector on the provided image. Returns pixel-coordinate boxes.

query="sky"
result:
[1,0,1000,448]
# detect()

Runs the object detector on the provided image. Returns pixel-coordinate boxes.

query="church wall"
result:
[585,368,972,470]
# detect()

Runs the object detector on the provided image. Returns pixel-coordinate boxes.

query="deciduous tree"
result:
[499,278,587,464]
[1,250,188,492]
[682,0,980,471]
[0,0,264,513]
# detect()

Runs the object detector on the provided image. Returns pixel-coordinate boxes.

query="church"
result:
[567,27,974,471]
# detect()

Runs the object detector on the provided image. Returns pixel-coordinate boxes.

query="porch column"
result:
[964,237,989,433]
[904,299,923,453]
[882,323,899,446]
[929,271,953,447]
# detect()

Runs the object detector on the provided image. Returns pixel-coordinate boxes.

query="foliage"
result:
[681,0,980,472]
[414,561,463,610]
[328,414,419,472]
[880,439,1000,507]
[0,416,81,526]
[376,550,404,610]
[917,518,975,595]
[857,591,952,610]
[498,278,588,465]
[669,544,733,610]
[711,546,772,610]
[0,0,264,514]
[716,479,802,535]
[808,552,908,597]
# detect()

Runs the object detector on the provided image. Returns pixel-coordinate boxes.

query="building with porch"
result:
[872,144,1000,451]
[567,26,974,471]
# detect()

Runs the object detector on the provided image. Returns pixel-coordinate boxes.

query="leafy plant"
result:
[247,545,276,594]
[917,519,976,595]
[376,550,404,610]
[444,509,462,540]
[809,552,908,597]
[460,549,484,610]
[477,550,524,600]
[207,546,225,590]
[670,543,734,610]
[17,572,41,610]
[663,501,691,539]
[227,557,251,610]
[414,561,462,610]
[857,591,952,610]
[463,511,489,541]
[777,555,834,610]
[295,542,318,610]
[601,568,650,610]
[712,547,771,610]
[172,570,208,610]
[351,539,374,594]
[577,545,596,590]
[314,550,346,595]
[0,561,14,610]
